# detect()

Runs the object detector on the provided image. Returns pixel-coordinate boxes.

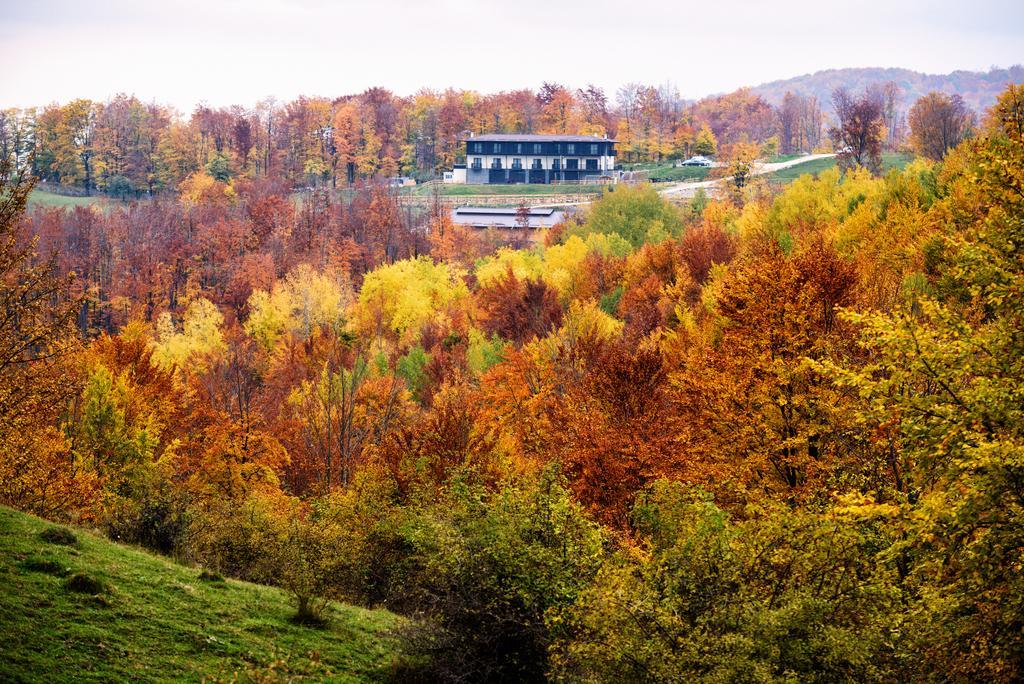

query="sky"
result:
[1,0,1022,113]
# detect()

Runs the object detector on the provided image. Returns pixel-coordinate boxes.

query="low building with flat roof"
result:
[463,134,616,185]
[450,206,567,230]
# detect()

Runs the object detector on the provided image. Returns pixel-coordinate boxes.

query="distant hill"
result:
[0,506,402,682]
[750,66,1024,114]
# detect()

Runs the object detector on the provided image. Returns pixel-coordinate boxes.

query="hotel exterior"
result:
[462,134,617,184]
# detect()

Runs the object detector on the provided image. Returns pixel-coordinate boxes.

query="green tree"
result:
[572,184,684,248]
[391,470,607,682]
[204,151,232,182]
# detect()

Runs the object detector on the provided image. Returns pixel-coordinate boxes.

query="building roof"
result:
[451,206,567,229]
[454,206,557,217]
[463,134,616,143]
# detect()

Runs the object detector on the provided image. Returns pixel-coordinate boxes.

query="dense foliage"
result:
[3,76,944,199]
[2,83,1023,682]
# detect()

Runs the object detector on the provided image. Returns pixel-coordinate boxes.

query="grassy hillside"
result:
[0,506,403,683]
[627,164,710,183]
[769,152,914,182]
[28,190,110,209]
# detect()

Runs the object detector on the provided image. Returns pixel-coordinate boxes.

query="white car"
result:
[679,156,713,167]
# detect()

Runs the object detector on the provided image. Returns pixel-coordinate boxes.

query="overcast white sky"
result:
[1,0,1022,112]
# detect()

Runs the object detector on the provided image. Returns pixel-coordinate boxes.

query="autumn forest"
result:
[1,33,1024,682]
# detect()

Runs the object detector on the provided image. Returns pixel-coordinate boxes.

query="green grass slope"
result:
[0,506,402,683]
[770,153,914,183]
[27,190,109,209]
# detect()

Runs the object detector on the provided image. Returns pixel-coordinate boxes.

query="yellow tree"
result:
[53,99,98,192]
[356,124,382,178]
[693,124,717,156]
[304,97,336,185]
[354,256,469,350]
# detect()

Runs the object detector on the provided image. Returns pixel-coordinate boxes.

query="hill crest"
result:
[749,65,1024,113]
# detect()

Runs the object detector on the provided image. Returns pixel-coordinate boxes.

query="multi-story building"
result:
[463,134,617,184]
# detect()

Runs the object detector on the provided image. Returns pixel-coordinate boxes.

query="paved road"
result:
[533,153,835,208]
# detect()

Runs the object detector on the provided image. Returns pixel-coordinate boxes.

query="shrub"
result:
[185,492,290,585]
[101,464,189,555]
[21,556,67,575]
[197,568,225,583]
[269,517,338,626]
[188,490,347,625]
[65,572,108,595]
[551,481,900,682]
[40,526,79,546]
[389,469,608,682]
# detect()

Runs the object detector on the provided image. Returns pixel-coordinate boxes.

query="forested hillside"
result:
[751,65,1024,113]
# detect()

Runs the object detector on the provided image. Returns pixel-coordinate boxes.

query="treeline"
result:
[2,84,1023,682]
[1,84,832,196]
[752,65,1024,115]
[2,80,980,200]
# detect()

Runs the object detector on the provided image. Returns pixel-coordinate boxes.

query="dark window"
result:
[532,143,542,154]
[493,143,501,154]
[516,144,522,154]
[471,157,482,169]
[590,143,599,155]
[554,143,562,154]
[551,158,561,170]
[491,158,502,169]
[512,158,522,169]
[567,158,579,170]
[472,143,482,153]
[567,144,576,154]
[531,158,542,169]
[586,158,598,170]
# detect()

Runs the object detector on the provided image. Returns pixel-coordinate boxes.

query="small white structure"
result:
[443,165,467,184]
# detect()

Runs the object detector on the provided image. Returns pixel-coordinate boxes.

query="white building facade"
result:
[462,134,617,184]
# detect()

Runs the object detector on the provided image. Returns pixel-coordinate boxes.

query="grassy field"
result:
[0,506,403,683]
[770,153,914,183]
[28,190,110,209]
[642,166,710,182]
[621,162,710,183]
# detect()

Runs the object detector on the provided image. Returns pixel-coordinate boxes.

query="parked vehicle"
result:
[679,155,713,167]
